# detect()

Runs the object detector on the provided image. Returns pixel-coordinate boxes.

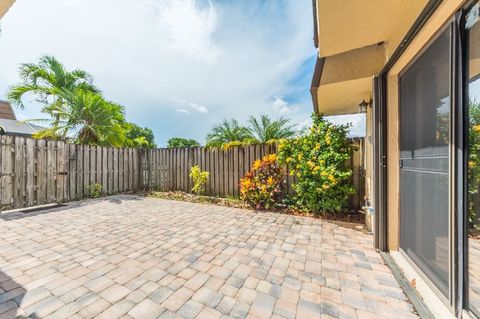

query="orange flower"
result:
[252,160,262,170]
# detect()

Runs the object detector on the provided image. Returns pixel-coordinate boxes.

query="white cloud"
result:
[0,0,317,146]
[273,96,292,115]
[156,0,220,63]
[190,102,209,114]
[326,114,366,137]
[174,99,209,114]
[298,117,312,131]
[176,108,191,114]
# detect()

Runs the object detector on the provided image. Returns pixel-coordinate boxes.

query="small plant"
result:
[278,114,355,213]
[190,166,209,195]
[240,154,284,210]
[87,183,103,198]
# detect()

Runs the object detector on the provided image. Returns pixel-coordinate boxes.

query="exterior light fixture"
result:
[359,99,372,113]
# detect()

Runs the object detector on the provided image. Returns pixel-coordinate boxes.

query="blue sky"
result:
[0,0,365,146]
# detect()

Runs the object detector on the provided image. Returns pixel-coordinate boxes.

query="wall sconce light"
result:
[359,99,372,113]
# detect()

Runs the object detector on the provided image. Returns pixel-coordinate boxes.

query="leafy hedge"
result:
[278,114,355,213]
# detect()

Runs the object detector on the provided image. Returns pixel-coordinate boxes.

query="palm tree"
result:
[247,114,296,143]
[34,89,129,147]
[7,55,99,113]
[206,119,251,147]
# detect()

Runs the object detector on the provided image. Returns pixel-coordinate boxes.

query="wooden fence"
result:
[140,143,284,197]
[0,136,364,211]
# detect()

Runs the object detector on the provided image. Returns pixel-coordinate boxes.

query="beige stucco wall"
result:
[386,0,466,250]
[320,44,386,85]
[312,0,428,117]
[0,0,15,19]
[317,0,407,57]
[316,77,372,115]
[317,0,429,59]
[385,0,430,58]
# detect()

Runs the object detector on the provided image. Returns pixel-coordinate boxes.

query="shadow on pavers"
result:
[0,194,144,222]
[0,270,32,318]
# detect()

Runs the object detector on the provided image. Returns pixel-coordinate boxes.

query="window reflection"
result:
[468,19,480,317]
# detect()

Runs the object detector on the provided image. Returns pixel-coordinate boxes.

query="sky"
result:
[0,0,365,146]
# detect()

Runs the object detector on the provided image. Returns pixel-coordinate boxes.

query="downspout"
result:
[374,0,444,252]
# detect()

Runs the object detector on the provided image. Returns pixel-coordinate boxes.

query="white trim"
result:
[390,251,455,319]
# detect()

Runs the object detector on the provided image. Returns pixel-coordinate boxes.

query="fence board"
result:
[90,146,96,190]
[46,141,56,203]
[83,145,90,198]
[14,137,25,209]
[68,144,76,200]
[57,141,66,203]
[1,136,14,210]
[26,138,36,206]
[96,147,102,188]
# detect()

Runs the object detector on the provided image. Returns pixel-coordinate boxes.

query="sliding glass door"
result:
[466,6,480,316]
[398,3,480,315]
[399,27,451,297]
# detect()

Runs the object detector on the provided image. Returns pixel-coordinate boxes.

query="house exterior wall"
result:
[317,0,428,58]
[312,0,479,316]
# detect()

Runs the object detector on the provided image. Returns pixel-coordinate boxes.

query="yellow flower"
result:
[267,176,275,186]
[313,166,321,172]
[286,157,292,163]
[240,178,252,189]
[473,125,480,133]
[470,160,477,168]
[328,174,337,184]
[320,160,326,165]
[253,160,262,170]
[322,184,330,190]
[321,171,328,177]
[297,153,303,161]
[266,154,277,163]
[307,161,315,169]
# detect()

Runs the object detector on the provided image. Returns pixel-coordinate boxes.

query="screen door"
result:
[399,28,451,297]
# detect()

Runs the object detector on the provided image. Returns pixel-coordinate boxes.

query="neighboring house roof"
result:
[0,101,45,137]
[0,100,16,120]
[0,0,15,20]
[0,118,44,137]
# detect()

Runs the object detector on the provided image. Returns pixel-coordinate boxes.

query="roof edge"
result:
[312,0,318,48]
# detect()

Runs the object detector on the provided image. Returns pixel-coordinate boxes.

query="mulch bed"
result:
[148,191,367,233]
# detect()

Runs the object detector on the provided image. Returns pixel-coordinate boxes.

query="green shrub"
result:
[167,137,200,148]
[87,183,103,198]
[190,166,209,195]
[240,154,284,209]
[278,114,355,213]
[469,102,480,232]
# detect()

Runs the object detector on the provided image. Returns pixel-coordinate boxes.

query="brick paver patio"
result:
[0,195,417,319]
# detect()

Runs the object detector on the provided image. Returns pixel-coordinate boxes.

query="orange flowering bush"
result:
[240,154,284,209]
